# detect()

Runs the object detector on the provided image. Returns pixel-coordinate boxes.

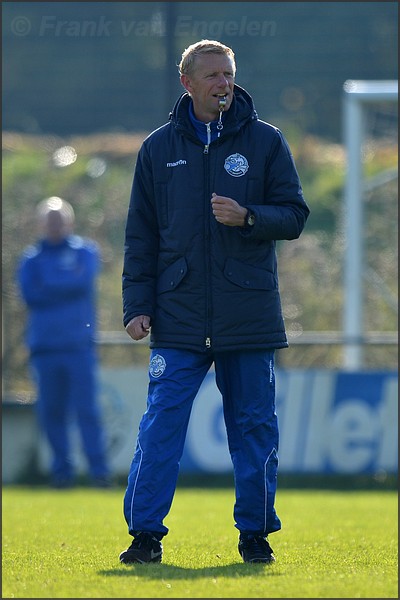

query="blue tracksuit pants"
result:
[31,348,109,484]
[123,348,281,538]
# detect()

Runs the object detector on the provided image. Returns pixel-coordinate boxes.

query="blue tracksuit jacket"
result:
[18,235,99,352]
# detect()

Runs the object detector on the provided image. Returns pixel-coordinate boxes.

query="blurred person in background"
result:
[17,196,111,489]
[120,40,310,565]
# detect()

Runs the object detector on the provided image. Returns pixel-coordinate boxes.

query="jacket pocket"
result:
[157,257,188,293]
[224,257,277,290]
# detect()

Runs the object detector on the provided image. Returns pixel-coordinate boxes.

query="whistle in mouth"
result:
[218,96,227,108]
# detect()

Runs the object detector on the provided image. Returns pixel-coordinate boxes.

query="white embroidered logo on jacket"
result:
[166,159,187,167]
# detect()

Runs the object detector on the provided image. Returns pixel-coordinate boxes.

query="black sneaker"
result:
[119,532,163,564]
[238,533,276,564]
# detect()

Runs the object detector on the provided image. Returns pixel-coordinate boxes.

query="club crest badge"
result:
[149,354,166,378]
[224,153,249,177]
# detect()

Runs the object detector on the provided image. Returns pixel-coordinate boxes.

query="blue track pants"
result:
[123,348,281,538]
[31,349,109,484]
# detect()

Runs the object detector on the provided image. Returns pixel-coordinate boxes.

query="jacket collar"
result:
[170,84,258,139]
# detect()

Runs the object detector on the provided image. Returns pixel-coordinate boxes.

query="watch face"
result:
[247,213,255,226]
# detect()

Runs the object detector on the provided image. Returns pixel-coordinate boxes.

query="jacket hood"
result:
[169,84,258,137]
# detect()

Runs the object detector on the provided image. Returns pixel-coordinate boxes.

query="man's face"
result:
[180,52,235,123]
[41,210,72,244]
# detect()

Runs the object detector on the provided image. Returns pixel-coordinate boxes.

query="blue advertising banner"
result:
[31,367,398,478]
[181,369,398,475]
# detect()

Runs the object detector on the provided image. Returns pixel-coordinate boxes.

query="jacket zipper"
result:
[204,123,212,349]
[203,122,211,154]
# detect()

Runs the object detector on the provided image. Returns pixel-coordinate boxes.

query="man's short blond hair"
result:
[179,39,236,76]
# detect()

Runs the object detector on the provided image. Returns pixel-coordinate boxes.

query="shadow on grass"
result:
[99,562,281,579]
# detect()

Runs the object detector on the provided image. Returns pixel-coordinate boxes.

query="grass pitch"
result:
[2,484,397,598]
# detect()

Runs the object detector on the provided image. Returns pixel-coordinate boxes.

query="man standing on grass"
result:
[119,39,310,564]
[17,197,110,489]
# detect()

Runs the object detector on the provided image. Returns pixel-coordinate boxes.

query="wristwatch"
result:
[246,210,255,227]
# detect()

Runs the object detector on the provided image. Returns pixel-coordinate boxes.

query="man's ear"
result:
[180,74,192,93]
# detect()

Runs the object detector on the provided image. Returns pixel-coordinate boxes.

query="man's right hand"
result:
[125,315,151,340]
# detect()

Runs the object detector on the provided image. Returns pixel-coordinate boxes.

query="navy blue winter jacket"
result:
[123,84,310,352]
[18,235,100,353]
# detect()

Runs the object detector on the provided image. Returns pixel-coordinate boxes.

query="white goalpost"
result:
[342,79,398,369]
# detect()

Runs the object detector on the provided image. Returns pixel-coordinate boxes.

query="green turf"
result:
[2,485,398,598]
